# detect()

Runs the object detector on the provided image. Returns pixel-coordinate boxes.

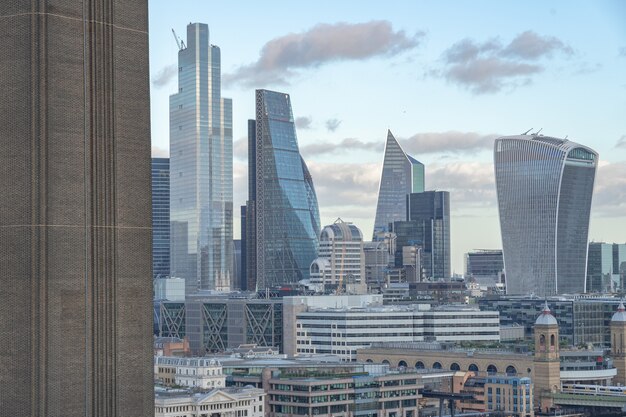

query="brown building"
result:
[0,1,153,415]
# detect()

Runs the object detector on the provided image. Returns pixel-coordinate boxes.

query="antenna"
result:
[522,128,533,135]
[171,29,186,50]
[535,128,543,135]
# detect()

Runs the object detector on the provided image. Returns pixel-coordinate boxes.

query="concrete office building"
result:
[153,157,171,278]
[373,130,425,236]
[170,23,233,293]
[309,219,366,294]
[155,386,265,417]
[245,90,321,290]
[363,240,391,288]
[0,1,153,415]
[465,249,504,285]
[295,305,499,361]
[494,134,598,296]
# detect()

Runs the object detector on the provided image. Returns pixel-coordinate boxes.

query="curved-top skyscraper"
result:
[373,130,425,236]
[494,134,598,296]
[245,90,321,290]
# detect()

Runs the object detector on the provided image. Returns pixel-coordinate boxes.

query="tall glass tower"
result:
[246,90,321,290]
[494,134,598,296]
[152,157,170,278]
[170,23,233,293]
[373,130,425,236]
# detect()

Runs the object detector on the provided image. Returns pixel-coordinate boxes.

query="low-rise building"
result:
[267,365,422,417]
[296,305,500,361]
[155,356,225,389]
[155,386,265,417]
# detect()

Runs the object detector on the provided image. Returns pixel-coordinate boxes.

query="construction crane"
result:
[171,29,186,50]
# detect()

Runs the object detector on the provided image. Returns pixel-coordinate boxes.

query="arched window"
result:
[539,334,546,351]
[550,334,556,351]
[398,360,408,368]
[468,364,479,372]
[487,364,498,374]
[365,359,373,363]
[382,360,390,365]
[415,361,425,370]
[505,365,517,375]
[433,362,442,370]
[450,363,461,371]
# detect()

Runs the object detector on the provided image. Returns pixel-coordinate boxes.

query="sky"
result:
[148,0,626,274]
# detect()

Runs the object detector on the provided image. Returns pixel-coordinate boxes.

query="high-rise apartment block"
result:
[587,242,626,292]
[245,90,320,290]
[373,130,424,236]
[152,157,170,278]
[309,219,366,294]
[0,1,153,414]
[494,134,598,296]
[405,191,451,280]
[170,23,233,293]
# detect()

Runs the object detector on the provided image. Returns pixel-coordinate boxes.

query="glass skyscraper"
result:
[494,134,598,296]
[152,157,170,278]
[170,23,233,293]
[406,191,451,280]
[373,130,424,236]
[587,242,626,292]
[246,90,321,290]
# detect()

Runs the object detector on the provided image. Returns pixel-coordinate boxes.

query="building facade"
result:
[310,219,365,294]
[153,157,171,278]
[170,23,233,293]
[296,305,499,361]
[0,2,153,415]
[155,387,265,417]
[465,250,504,285]
[155,357,225,389]
[406,191,451,280]
[246,90,321,290]
[267,367,422,417]
[494,134,598,296]
[587,242,626,293]
[363,240,391,289]
[373,130,425,236]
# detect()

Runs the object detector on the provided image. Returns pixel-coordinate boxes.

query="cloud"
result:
[592,161,626,217]
[296,116,313,130]
[616,135,626,149]
[301,138,383,157]
[233,137,248,160]
[438,31,573,93]
[225,20,423,86]
[151,146,169,157]
[501,31,573,60]
[400,131,499,155]
[152,64,177,88]
[307,161,381,208]
[300,131,499,157]
[325,118,342,132]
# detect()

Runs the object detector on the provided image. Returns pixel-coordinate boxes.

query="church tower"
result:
[610,302,626,384]
[533,302,560,410]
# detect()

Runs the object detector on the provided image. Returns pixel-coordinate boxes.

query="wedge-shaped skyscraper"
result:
[246,90,320,290]
[494,134,598,296]
[373,130,425,236]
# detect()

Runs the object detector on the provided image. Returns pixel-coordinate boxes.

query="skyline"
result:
[149,1,626,273]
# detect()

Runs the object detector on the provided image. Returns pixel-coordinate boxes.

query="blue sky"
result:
[149,1,626,273]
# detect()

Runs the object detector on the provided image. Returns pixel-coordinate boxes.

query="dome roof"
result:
[612,302,626,323]
[535,301,558,326]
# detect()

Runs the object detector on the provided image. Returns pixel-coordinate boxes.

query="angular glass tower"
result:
[247,90,321,290]
[373,130,425,236]
[170,23,233,293]
[494,134,598,296]
[152,157,170,278]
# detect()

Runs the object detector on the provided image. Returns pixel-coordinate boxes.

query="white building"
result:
[154,277,186,301]
[295,304,499,361]
[155,356,225,389]
[155,387,265,417]
[310,219,366,294]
